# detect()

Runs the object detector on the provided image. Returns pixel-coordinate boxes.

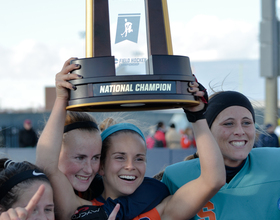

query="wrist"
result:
[184,108,206,123]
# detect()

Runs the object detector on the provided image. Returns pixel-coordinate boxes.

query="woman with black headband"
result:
[36,58,171,220]
[162,90,280,219]
[0,158,55,220]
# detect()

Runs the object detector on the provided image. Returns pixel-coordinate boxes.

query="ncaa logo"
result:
[115,13,141,44]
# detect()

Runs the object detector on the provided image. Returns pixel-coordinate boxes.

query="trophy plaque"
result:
[66,0,199,112]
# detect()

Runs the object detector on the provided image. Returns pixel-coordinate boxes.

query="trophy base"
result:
[67,55,199,112]
[66,96,199,112]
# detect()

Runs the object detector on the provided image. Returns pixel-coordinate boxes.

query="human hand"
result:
[55,57,82,100]
[0,185,45,220]
[183,78,208,123]
[108,204,120,220]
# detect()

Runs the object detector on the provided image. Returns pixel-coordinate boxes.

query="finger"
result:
[1,209,15,220]
[58,63,81,77]
[3,208,27,220]
[12,208,28,220]
[188,87,199,93]
[61,57,78,70]
[25,185,45,216]
[56,80,76,91]
[108,204,120,220]
[188,81,199,88]
[193,90,205,97]
[0,211,13,220]
[59,72,83,81]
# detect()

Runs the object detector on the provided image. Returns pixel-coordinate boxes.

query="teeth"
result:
[119,175,136,180]
[76,175,89,180]
[231,141,245,147]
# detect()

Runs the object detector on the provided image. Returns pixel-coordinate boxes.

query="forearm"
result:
[162,119,225,219]
[193,119,225,187]
[36,97,67,171]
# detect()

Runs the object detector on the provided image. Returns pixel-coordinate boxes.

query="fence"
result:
[0,126,23,148]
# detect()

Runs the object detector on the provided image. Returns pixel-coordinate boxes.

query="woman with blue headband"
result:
[36,58,170,220]
[162,90,280,219]
[86,89,225,218]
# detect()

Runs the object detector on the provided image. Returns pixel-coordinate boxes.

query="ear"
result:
[98,163,105,176]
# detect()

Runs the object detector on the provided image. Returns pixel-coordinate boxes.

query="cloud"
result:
[170,15,259,61]
[0,15,260,110]
[0,39,85,110]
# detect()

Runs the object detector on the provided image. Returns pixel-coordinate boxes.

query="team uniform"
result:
[91,197,160,220]
[73,177,169,220]
[162,148,280,219]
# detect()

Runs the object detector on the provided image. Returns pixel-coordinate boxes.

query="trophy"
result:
[66,0,199,112]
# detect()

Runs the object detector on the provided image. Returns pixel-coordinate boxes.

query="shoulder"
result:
[250,147,280,156]
[250,148,280,164]
[142,177,169,193]
[165,159,200,174]
[162,159,201,193]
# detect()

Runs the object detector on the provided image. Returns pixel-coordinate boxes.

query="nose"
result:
[234,124,245,136]
[124,158,135,170]
[83,160,93,174]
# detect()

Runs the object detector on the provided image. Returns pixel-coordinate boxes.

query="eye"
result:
[223,122,233,126]
[76,155,85,161]
[115,155,125,160]
[92,155,100,161]
[45,207,54,213]
[136,156,146,162]
[243,120,253,126]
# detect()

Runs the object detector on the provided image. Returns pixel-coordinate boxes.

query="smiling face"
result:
[58,129,102,192]
[210,106,256,167]
[12,181,54,220]
[99,132,146,200]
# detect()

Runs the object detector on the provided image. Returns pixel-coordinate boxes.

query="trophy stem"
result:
[86,0,111,57]
[161,0,173,55]
[145,0,173,56]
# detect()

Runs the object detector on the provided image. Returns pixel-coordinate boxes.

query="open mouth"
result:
[119,175,136,181]
[76,175,90,181]
[230,141,246,147]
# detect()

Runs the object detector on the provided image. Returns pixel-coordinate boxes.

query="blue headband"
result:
[101,123,145,141]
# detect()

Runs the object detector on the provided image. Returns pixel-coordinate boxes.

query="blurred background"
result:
[1,0,280,176]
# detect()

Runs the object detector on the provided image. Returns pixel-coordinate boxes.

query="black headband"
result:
[64,121,99,133]
[0,169,49,200]
[205,91,255,128]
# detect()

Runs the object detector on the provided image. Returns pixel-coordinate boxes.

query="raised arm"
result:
[36,58,83,219]
[161,82,226,220]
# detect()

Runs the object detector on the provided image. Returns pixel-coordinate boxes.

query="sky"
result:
[0,0,273,111]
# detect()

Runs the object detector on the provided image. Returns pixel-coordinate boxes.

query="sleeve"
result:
[161,170,172,193]
[161,167,178,195]
[102,177,170,220]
